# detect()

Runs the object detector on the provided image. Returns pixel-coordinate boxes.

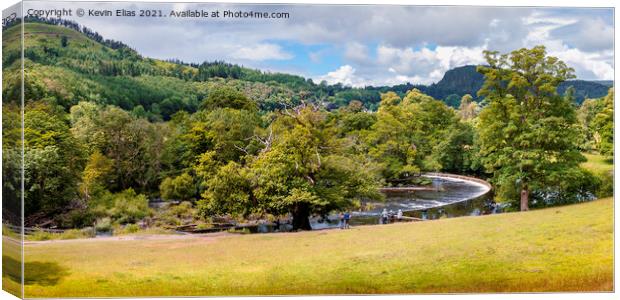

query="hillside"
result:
[2,21,613,120]
[422,65,611,105]
[10,197,612,297]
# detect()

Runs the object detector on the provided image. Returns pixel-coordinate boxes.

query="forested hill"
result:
[2,20,612,122]
[421,65,612,105]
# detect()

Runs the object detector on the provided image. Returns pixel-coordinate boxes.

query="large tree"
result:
[477,46,587,211]
[198,106,383,230]
[24,103,87,216]
[70,103,168,193]
[365,89,464,181]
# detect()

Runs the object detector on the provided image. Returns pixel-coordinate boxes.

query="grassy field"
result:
[5,197,613,297]
[581,153,614,174]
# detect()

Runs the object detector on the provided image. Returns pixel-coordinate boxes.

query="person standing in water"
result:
[397,209,403,220]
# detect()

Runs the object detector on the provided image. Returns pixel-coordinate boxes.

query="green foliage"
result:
[80,151,114,201]
[444,94,461,108]
[95,217,112,232]
[591,88,614,156]
[159,173,196,201]
[114,224,140,235]
[71,103,169,193]
[26,228,94,241]
[593,171,613,198]
[198,107,383,230]
[155,201,196,227]
[197,161,255,218]
[5,19,613,231]
[477,46,591,209]
[102,189,152,225]
[23,103,86,215]
[201,86,257,111]
[365,89,470,181]
[458,94,479,120]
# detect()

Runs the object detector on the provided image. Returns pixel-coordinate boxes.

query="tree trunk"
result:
[520,186,529,211]
[292,203,312,231]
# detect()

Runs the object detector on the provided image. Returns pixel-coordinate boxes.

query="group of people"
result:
[338,207,405,228]
[380,208,403,224]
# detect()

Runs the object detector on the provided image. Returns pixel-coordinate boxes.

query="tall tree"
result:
[477,46,586,211]
[591,88,614,156]
[24,103,86,216]
[198,106,383,230]
[366,89,461,181]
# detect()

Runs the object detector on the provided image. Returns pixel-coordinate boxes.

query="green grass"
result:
[26,229,95,241]
[2,235,22,298]
[13,198,613,297]
[581,153,613,174]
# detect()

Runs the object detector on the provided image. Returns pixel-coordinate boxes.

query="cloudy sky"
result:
[28,2,615,86]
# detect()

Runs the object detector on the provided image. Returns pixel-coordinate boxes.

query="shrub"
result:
[112,223,139,235]
[27,228,94,241]
[58,228,94,240]
[124,224,140,234]
[95,217,112,232]
[595,171,613,198]
[155,201,196,227]
[28,230,54,241]
[160,173,195,201]
[105,189,152,224]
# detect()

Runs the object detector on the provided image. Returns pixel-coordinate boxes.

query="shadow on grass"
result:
[3,255,70,286]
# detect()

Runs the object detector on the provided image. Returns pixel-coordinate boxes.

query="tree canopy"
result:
[477,46,590,211]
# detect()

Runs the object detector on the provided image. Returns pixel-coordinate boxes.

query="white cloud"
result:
[522,11,614,80]
[26,2,614,83]
[344,42,370,63]
[230,43,293,61]
[319,44,488,86]
[315,65,364,87]
[551,48,614,80]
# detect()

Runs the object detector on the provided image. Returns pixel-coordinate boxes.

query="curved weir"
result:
[311,173,493,229]
[180,174,494,233]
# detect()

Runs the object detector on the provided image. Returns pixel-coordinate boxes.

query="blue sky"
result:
[25,2,615,86]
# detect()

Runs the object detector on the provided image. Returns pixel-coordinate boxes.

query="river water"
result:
[241,175,494,232]
[309,175,495,229]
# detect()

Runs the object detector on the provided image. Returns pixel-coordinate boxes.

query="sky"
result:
[24,2,615,87]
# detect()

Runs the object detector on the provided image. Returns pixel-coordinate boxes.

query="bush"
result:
[114,224,140,235]
[155,201,196,227]
[58,228,94,240]
[55,208,96,228]
[123,224,140,233]
[105,189,152,224]
[27,228,94,241]
[28,231,54,241]
[95,217,112,232]
[113,224,172,236]
[159,173,195,201]
[595,171,613,198]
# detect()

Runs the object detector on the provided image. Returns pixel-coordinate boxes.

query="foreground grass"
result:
[14,198,614,297]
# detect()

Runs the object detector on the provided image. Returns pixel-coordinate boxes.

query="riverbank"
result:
[9,197,612,297]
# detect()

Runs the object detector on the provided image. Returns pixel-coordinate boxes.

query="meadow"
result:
[6,197,613,297]
[581,153,614,174]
